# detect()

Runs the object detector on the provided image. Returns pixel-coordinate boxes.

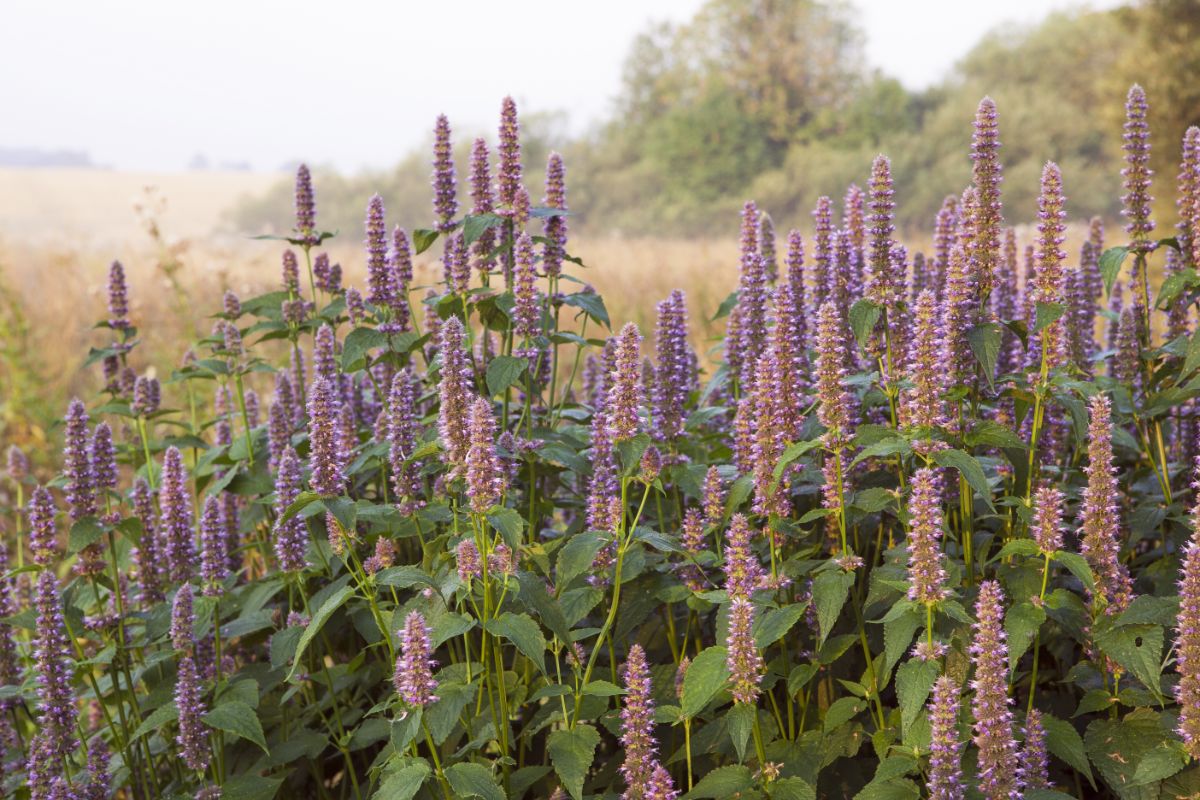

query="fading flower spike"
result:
[466,396,504,513]
[1032,483,1064,554]
[394,611,438,707]
[619,644,658,796]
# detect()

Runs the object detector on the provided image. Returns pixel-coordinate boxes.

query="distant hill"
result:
[0,147,95,168]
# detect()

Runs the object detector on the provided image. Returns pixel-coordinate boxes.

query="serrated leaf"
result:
[813,570,856,648]
[547,724,599,800]
[287,585,354,681]
[562,290,611,329]
[462,213,505,246]
[1086,709,1185,796]
[686,764,752,798]
[1005,600,1046,671]
[486,506,525,547]
[967,322,1003,391]
[883,604,923,675]
[773,439,822,480]
[203,700,268,752]
[1041,713,1094,788]
[823,695,866,731]
[681,645,730,718]
[895,658,938,733]
[425,680,476,744]
[131,701,178,741]
[932,448,995,512]
[485,612,546,674]
[1053,550,1095,593]
[485,355,527,396]
[849,299,882,348]
[68,517,105,554]
[342,327,387,371]
[727,702,755,762]
[444,762,505,800]
[1033,301,1065,333]
[412,228,439,255]
[222,774,285,800]
[965,419,1027,450]
[754,603,810,648]
[1093,622,1164,699]
[374,762,430,800]
[1099,246,1129,296]
[556,532,605,589]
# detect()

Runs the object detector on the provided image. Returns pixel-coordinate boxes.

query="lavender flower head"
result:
[1080,393,1133,613]
[365,194,396,307]
[171,584,194,652]
[32,570,77,762]
[6,444,28,482]
[456,539,482,583]
[971,97,1003,295]
[107,260,130,329]
[723,513,764,599]
[1034,161,1068,369]
[928,675,965,800]
[222,290,241,318]
[727,596,764,704]
[652,290,690,440]
[970,580,1019,800]
[815,301,853,447]
[161,446,196,584]
[1122,84,1155,252]
[394,611,438,707]
[27,485,59,566]
[175,654,209,772]
[497,96,523,211]
[469,137,497,274]
[542,151,568,278]
[811,196,833,311]
[199,495,228,596]
[90,421,117,496]
[63,398,96,521]
[273,447,308,572]
[431,114,457,231]
[703,466,724,526]
[466,396,504,513]
[607,322,643,442]
[345,287,365,326]
[867,154,897,305]
[1019,708,1050,791]
[906,468,948,604]
[513,232,540,338]
[294,163,316,239]
[282,249,300,294]
[645,764,678,800]
[1176,453,1200,758]
[619,644,658,796]
[307,377,344,497]
[901,289,947,443]
[1031,483,1064,554]
[437,316,473,476]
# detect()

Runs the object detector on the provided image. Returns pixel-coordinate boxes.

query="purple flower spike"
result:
[815,301,853,446]
[932,195,959,299]
[388,370,423,512]
[171,584,194,652]
[723,514,764,600]
[365,194,395,308]
[6,444,28,482]
[107,260,130,329]
[1176,452,1200,758]
[728,201,768,383]
[469,137,497,275]
[620,644,658,796]
[294,163,316,239]
[391,226,414,327]
[1081,393,1133,614]
[607,323,643,442]
[939,242,976,389]
[970,580,1018,800]
[867,154,897,306]
[63,398,96,522]
[32,570,77,762]
[394,611,438,707]
[345,287,365,326]
[175,654,209,772]
[513,232,540,338]
[1034,161,1069,370]
[542,152,568,278]
[456,539,481,583]
[906,468,947,604]
[282,249,300,294]
[760,213,778,283]
[727,596,764,704]
[431,114,457,232]
[437,316,473,476]
[645,764,678,800]
[1019,708,1051,791]
[90,422,117,499]
[703,467,724,526]
[199,495,228,596]
[27,486,59,566]
[1122,84,1156,253]
[811,196,834,312]
[971,97,1003,296]
[273,447,308,572]
[652,290,691,440]
[161,446,196,584]
[843,183,866,263]
[466,396,504,513]
[497,96,523,211]
[901,289,946,444]
[307,377,344,497]
[1032,483,1064,554]
[928,675,965,800]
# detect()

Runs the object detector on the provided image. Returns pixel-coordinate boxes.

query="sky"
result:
[0,0,1125,173]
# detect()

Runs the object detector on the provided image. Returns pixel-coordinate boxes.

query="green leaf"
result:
[711,291,739,322]
[967,322,1003,390]
[412,228,439,255]
[965,419,1026,450]
[754,603,810,648]
[727,702,755,762]
[882,603,923,675]
[374,762,430,800]
[849,299,882,348]
[1033,301,1065,333]
[425,681,477,744]
[485,612,546,674]
[771,777,817,800]
[1099,246,1129,296]
[562,290,611,329]
[994,539,1041,560]
[931,448,995,512]
[203,700,268,752]
[686,764,752,798]
[341,327,387,372]
[286,585,355,681]
[1093,622,1164,699]
[486,506,525,547]
[556,532,605,589]
[131,701,178,741]
[813,570,856,648]
[222,774,285,800]
[1184,326,1200,380]
[279,490,321,524]
[1005,600,1046,671]
[681,645,730,718]
[485,355,527,396]
[68,517,105,554]
[1052,550,1095,593]
[1041,713,1094,788]
[895,658,938,733]
[547,724,600,800]
[1086,709,1186,795]
[773,439,823,480]
[823,695,866,731]
[851,487,894,514]
[461,213,505,246]
[444,762,505,800]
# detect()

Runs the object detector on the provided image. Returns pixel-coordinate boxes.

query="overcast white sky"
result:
[0,0,1124,172]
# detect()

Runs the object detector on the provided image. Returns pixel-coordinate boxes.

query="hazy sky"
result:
[1,0,1123,172]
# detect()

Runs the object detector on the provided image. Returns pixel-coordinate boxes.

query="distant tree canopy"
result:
[231,0,1200,240]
